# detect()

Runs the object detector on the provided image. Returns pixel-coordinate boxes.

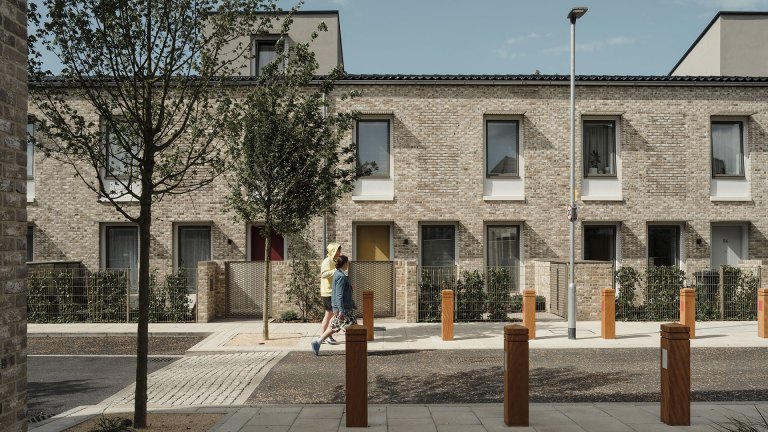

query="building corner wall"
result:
[0,0,29,430]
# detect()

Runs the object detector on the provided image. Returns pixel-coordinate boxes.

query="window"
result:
[105,226,138,289]
[584,225,616,262]
[711,121,744,177]
[486,120,519,177]
[487,225,520,267]
[26,226,33,262]
[421,225,455,267]
[27,121,35,180]
[254,38,278,76]
[177,226,211,291]
[105,122,138,178]
[648,225,680,267]
[583,120,616,177]
[356,120,390,178]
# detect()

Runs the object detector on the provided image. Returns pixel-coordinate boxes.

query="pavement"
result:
[27,319,768,431]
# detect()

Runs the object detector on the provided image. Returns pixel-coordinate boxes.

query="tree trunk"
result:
[263,229,271,340]
[134,202,151,428]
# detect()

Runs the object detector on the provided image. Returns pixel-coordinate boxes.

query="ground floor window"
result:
[487,225,520,267]
[105,225,138,290]
[251,225,285,261]
[177,226,211,291]
[648,225,680,267]
[26,226,33,262]
[421,225,455,267]
[584,225,616,262]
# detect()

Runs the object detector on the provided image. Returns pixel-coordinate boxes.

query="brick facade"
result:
[1,0,28,429]
[28,80,768,323]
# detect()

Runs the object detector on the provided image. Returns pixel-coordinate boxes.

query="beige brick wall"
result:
[28,80,768,323]
[1,0,28,429]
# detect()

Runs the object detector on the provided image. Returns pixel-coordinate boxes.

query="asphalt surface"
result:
[27,336,204,423]
[247,348,768,404]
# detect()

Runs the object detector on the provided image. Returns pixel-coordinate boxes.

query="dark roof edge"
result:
[669,11,768,75]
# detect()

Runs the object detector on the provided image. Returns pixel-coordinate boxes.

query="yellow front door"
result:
[357,225,391,261]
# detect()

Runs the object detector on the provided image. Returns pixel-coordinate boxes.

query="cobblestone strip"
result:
[102,352,281,406]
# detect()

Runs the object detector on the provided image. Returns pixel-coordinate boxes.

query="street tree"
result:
[222,26,371,340]
[27,0,281,427]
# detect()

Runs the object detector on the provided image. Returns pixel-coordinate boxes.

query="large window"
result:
[584,225,616,262]
[254,38,278,76]
[27,121,35,180]
[487,225,520,267]
[583,120,616,177]
[486,120,519,177]
[357,120,390,178]
[105,122,138,178]
[105,226,138,290]
[177,226,211,291]
[711,121,744,177]
[421,225,455,267]
[648,225,680,267]
[26,226,33,262]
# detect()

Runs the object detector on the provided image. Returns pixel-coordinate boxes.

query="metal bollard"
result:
[679,288,696,339]
[759,288,768,338]
[504,324,529,427]
[363,290,374,341]
[345,325,368,427]
[442,289,454,341]
[601,288,616,339]
[660,323,691,426]
[522,289,536,340]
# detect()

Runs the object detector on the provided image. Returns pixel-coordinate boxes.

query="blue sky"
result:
[285,0,768,75]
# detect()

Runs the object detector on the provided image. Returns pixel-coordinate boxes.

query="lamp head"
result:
[568,7,588,22]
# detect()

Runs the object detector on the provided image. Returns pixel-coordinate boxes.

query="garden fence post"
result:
[601,288,616,339]
[523,289,536,340]
[442,289,454,341]
[126,272,130,323]
[345,325,368,427]
[758,288,767,338]
[718,266,725,320]
[679,288,695,339]
[660,323,690,426]
[363,290,374,341]
[504,324,529,426]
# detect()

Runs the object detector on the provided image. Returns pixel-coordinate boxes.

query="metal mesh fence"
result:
[349,261,395,318]
[27,267,196,323]
[225,261,265,318]
[418,266,457,322]
[615,265,761,321]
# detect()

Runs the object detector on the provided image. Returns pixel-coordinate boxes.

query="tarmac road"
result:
[248,347,768,404]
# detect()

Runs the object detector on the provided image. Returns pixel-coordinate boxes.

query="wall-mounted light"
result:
[403,239,409,245]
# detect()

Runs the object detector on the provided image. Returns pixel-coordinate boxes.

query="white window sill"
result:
[710,196,752,202]
[99,196,138,203]
[352,195,394,202]
[581,196,623,202]
[483,195,525,201]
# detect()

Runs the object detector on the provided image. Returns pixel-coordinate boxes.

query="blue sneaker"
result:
[311,340,320,356]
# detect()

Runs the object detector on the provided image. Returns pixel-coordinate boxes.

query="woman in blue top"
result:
[311,255,356,355]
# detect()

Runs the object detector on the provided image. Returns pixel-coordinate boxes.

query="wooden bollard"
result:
[442,290,454,341]
[345,325,368,427]
[759,288,768,338]
[522,289,536,340]
[363,290,374,341]
[679,288,695,339]
[660,323,691,426]
[601,288,616,339]
[504,324,529,427]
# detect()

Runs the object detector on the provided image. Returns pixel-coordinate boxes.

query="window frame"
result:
[356,119,392,179]
[26,120,35,180]
[26,225,33,262]
[485,224,521,268]
[582,119,618,179]
[647,224,682,268]
[485,119,520,179]
[419,223,458,267]
[174,224,213,272]
[583,224,617,262]
[710,120,745,179]
[103,121,138,180]
[252,36,281,77]
[102,224,139,290]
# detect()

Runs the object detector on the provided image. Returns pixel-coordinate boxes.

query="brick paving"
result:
[101,352,283,407]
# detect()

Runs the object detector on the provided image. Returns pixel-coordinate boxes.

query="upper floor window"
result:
[253,37,279,76]
[583,120,616,177]
[105,122,138,179]
[711,121,744,178]
[27,121,35,180]
[356,120,390,178]
[486,120,519,177]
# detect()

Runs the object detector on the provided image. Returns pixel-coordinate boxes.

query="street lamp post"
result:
[567,7,587,340]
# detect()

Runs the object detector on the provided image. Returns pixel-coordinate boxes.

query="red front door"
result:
[251,226,285,261]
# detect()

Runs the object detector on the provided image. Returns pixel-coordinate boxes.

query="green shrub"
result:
[88,270,128,322]
[27,273,53,323]
[286,260,322,322]
[418,268,453,322]
[281,310,299,321]
[455,270,485,321]
[615,266,640,320]
[644,266,684,321]
[722,266,759,320]
[486,267,514,321]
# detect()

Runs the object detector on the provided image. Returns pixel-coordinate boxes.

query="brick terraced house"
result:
[27,11,768,322]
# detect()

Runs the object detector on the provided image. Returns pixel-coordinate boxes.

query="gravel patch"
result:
[248,348,768,404]
[29,336,207,355]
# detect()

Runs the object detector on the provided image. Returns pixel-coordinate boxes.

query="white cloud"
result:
[544,36,635,54]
